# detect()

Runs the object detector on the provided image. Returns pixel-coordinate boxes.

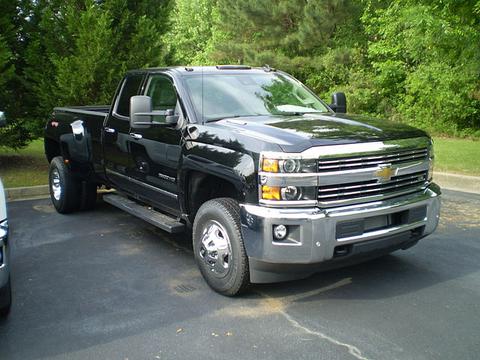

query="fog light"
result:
[281,186,301,200]
[273,224,288,240]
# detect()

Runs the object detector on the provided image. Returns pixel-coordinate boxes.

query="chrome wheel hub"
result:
[51,169,62,201]
[199,220,232,277]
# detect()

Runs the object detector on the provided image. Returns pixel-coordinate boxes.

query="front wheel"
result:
[193,198,250,296]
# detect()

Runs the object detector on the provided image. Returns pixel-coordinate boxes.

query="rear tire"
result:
[49,156,81,214]
[193,198,249,296]
[0,277,12,317]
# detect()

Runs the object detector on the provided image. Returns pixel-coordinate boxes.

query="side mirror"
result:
[0,111,6,127]
[130,95,153,128]
[165,109,179,125]
[130,96,178,128]
[329,92,347,113]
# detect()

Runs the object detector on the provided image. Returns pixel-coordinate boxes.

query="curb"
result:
[433,172,479,195]
[4,171,479,201]
[6,185,50,202]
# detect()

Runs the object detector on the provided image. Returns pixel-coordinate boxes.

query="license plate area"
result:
[336,205,427,240]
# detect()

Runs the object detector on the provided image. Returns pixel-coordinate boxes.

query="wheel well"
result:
[45,138,61,163]
[186,171,239,218]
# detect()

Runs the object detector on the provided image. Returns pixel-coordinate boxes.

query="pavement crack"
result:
[255,278,370,360]
[279,310,370,360]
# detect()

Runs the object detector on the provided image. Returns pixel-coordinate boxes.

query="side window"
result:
[115,74,144,118]
[146,76,178,111]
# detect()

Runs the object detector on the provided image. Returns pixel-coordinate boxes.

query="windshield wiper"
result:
[276,111,328,116]
[205,114,265,123]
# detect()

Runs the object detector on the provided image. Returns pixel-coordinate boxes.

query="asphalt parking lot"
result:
[0,190,479,360]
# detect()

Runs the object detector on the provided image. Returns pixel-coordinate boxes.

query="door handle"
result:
[130,132,143,140]
[104,127,116,133]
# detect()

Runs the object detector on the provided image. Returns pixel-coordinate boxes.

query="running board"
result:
[103,194,185,233]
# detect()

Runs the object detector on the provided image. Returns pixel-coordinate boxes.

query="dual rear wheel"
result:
[49,156,97,214]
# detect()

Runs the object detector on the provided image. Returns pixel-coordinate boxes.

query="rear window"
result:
[115,74,144,117]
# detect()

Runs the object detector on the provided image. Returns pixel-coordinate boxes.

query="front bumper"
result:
[240,184,441,283]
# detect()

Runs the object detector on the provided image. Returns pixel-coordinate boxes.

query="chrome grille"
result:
[318,171,428,206]
[317,148,428,172]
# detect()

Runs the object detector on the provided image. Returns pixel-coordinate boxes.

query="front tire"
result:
[49,156,81,214]
[193,198,249,296]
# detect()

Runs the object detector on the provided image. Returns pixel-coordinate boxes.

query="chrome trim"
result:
[259,159,428,187]
[198,220,232,277]
[105,169,178,199]
[130,132,143,140]
[317,148,428,170]
[258,137,432,208]
[261,137,431,160]
[157,172,176,183]
[318,172,426,194]
[51,169,62,201]
[259,199,317,207]
[241,186,441,267]
[318,160,428,186]
[337,219,426,243]
[104,127,116,133]
[317,184,427,207]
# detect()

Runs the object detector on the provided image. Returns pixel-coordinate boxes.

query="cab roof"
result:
[127,65,277,76]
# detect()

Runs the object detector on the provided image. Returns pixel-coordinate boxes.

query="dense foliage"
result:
[1,0,479,149]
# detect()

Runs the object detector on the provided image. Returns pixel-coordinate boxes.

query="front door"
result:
[128,74,183,215]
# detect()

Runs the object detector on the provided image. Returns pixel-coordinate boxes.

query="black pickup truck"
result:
[44,66,441,295]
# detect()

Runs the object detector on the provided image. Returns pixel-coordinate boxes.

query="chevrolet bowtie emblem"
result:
[375,165,397,183]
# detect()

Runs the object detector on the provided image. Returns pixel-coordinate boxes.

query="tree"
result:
[363,0,480,135]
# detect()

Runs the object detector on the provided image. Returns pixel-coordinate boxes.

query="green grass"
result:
[0,139,49,188]
[433,137,480,176]
[0,136,479,189]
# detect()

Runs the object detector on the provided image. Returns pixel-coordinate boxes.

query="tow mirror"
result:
[329,92,347,113]
[0,111,6,127]
[165,109,179,125]
[130,96,178,128]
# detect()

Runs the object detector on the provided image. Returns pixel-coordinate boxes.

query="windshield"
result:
[183,72,330,122]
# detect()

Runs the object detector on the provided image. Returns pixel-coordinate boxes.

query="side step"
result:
[103,194,185,234]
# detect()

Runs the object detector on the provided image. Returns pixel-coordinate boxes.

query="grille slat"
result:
[318,173,426,200]
[318,172,426,194]
[318,148,428,172]
[317,147,430,206]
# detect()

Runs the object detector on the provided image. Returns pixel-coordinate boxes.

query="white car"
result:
[0,179,11,316]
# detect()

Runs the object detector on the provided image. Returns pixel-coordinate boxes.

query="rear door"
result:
[103,73,145,192]
[127,74,183,215]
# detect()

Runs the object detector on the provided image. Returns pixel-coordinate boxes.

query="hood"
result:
[215,113,429,152]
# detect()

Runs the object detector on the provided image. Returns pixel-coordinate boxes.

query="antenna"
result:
[201,66,204,123]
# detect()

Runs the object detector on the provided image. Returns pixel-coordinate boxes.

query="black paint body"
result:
[44,67,429,221]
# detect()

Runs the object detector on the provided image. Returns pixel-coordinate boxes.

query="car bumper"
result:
[240,184,441,283]
[0,220,9,290]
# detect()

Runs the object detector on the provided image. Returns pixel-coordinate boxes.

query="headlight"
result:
[260,155,318,206]
[261,185,317,201]
[262,158,317,173]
